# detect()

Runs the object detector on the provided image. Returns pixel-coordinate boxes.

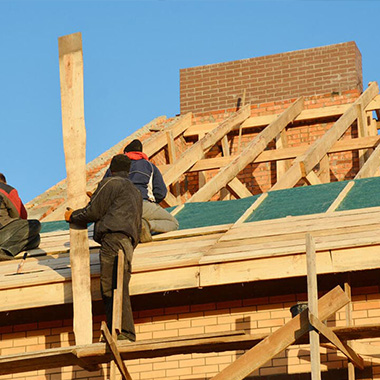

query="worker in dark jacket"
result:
[0,173,41,261]
[105,139,179,242]
[65,155,142,341]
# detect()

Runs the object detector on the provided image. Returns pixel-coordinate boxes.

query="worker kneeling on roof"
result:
[104,139,179,243]
[0,173,41,261]
[65,154,142,342]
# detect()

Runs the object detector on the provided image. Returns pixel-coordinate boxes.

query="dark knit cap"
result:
[110,154,131,173]
[124,139,143,153]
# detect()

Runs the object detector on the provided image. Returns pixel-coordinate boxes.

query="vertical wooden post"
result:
[220,136,231,200]
[345,280,355,380]
[316,155,330,183]
[166,131,180,200]
[356,104,368,167]
[58,32,93,345]
[275,129,290,181]
[306,233,321,380]
[237,89,247,154]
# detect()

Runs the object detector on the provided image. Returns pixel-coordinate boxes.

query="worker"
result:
[0,173,41,261]
[105,139,179,242]
[65,154,142,341]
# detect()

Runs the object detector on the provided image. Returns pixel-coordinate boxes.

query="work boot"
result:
[140,219,152,243]
[0,249,14,261]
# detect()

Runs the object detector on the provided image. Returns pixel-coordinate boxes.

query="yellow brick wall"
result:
[1,285,380,379]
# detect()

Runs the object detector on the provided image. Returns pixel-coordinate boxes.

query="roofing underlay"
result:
[40,176,380,234]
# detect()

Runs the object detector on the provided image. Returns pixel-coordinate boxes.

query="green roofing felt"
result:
[40,177,380,234]
[41,220,69,233]
[337,177,380,211]
[175,195,260,230]
[245,181,348,223]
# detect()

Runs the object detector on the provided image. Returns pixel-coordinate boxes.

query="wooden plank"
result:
[345,281,355,380]
[356,103,368,168]
[166,130,180,199]
[2,324,379,377]
[199,244,380,287]
[305,170,323,185]
[101,322,132,380]
[306,234,321,380]
[226,178,252,199]
[326,181,355,213]
[209,286,349,380]
[183,104,351,137]
[316,154,330,183]
[187,97,304,203]
[220,136,231,200]
[144,112,192,158]
[162,105,251,186]
[276,129,290,180]
[272,82,379,191]
[309,313,364,369]
[233,193,268,226]
[355,141,380,179]
[366,93,380,111]
[159,135,380,174]
[58,32,92,345]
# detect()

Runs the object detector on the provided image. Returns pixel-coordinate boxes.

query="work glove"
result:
[65,207,74,222]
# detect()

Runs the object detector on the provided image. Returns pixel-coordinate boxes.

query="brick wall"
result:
[175,89,361,202]
[1,283,379,380]
[180,42,362,114]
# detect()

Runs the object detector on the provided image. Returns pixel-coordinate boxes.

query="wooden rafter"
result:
[144,112,192,158]
[271,82,379,191]
[186,97,304,203]
[162,105,251,187]
[355,141,380,179]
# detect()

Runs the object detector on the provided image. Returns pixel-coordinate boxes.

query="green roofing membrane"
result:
[246,181,348,223]
[40,177,380,233]
[337,177,380,211]
[175,195,260,230]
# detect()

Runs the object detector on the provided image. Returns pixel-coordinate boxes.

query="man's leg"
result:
[0,219,41,258]
[142,201,179,233]
[100,233,136,341]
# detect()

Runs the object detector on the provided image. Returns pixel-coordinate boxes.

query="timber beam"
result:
[209,286,350,380]
[271,82,379,191]
[162,105,251,188]
[1,324,380,377]
[186,97,304,203]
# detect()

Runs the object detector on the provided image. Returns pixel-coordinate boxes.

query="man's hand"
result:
[65,207,74,222]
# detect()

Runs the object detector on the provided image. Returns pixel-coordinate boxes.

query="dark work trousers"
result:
[0,219,41,257]
[100,232,136,341]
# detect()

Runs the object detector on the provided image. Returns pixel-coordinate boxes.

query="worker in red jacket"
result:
[0,173,41,260]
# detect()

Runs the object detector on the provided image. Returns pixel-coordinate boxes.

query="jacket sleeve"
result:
[152,164,167,203]
[70,179,113,224]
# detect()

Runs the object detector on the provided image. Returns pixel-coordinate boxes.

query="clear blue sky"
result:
[1,0,379,203]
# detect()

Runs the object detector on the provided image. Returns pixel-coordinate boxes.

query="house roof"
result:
[1,81,380,314]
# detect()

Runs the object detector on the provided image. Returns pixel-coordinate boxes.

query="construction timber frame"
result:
[3,34,380,379]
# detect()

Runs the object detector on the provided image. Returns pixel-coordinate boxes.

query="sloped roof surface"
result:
[39,177,380,233]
